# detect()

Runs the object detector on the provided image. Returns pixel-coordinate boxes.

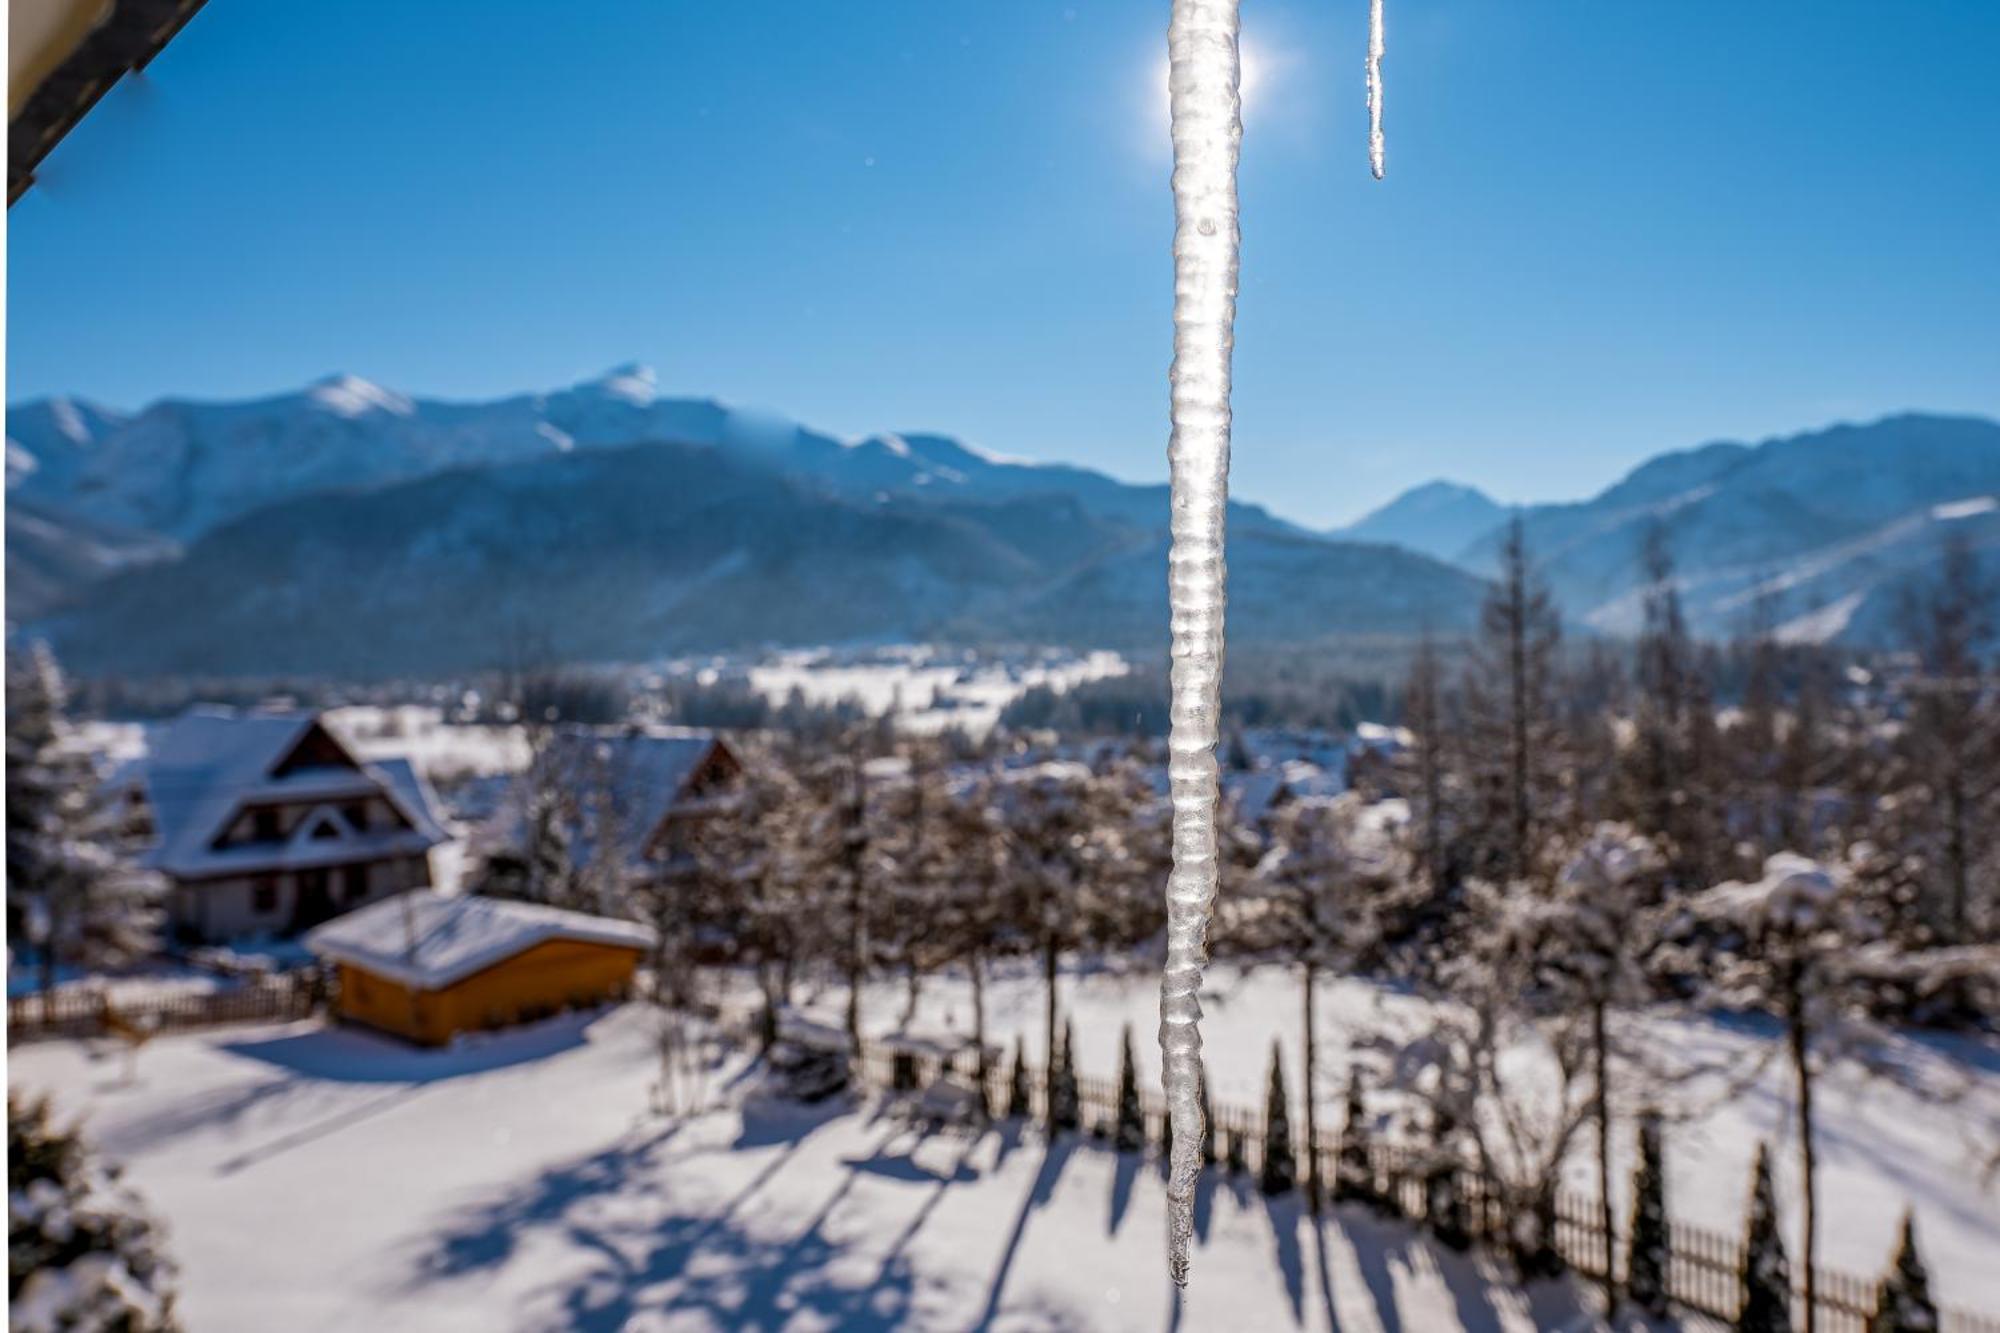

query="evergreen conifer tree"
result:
[1335,1066,1375,1206]
[1114,1024,1145,1152]
[1460,517,1566,882]
[1738,1144,1792,1333]
[8,1095,178,1330]
[1260,1042,1297,1196]
[1047,1020,1080,1134]
[1869,1212,1938,1333]
[1007,1035,1031,1120]
[6,645,162,995]
[1625,1109,1670,1317]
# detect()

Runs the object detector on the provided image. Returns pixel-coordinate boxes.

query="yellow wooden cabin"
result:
[304,890,655,1046]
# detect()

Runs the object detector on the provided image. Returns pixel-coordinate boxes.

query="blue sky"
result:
[7,0,1998,526]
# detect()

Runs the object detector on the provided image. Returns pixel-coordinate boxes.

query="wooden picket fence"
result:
[6,972,323,1044]
[845,1028,2000,1333]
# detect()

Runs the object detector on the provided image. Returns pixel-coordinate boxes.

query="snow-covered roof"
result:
[304,890,655,991]
[1352,721,1414,751]
[479,726,732,872]
[115,708,447,879]
[1223,760,1344,825]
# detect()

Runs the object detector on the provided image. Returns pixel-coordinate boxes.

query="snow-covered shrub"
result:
[1113,1025,1144,1153]
[1624,1109,1670,1317]
[1046,1021,1079,1134]
[1424,1100,1470,1251]
[757,1038,852,1105]
[1259,1042,1296,1196]
[1870,1212,1938,1333]
[8,1095,178,1332]
[1737,1144,1791,1333]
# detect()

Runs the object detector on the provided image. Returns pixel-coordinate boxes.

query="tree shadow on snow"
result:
[842,1129,981,1187]
[409,1109,1001,1333]
[213,1081,442,1175]
[1107,1146,1143,1237]
[974,1136,1079,1329]
[412,1119,696,1282]
[1337,1206,1411,1333]
[1323,1203,1604,1333]
[1312,1211,1344,1333]
[1260,1190,1307,1324]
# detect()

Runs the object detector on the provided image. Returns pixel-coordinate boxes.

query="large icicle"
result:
[1160,0,1240,1289]
[1367,0,1386,179]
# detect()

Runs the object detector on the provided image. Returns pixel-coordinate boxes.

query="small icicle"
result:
[1161,0,1240,1289]
[1367,0,1386,179]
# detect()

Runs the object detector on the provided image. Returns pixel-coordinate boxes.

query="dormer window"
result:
[253,808,281,842]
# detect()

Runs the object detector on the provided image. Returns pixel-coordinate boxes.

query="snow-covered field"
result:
[10,965,1997,1329]
[738,645,1128,737]
[779,961,2000,1311]
[14,1007,1621,1333]
[324,706,529,781]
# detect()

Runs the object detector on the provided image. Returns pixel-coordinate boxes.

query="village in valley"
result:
[7,4,2000,1328]
[7,544,1999,1330]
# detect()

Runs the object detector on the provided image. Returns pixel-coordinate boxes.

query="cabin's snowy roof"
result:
[304,890,655,990]
[479,726,731,872]
[113,708,447,878]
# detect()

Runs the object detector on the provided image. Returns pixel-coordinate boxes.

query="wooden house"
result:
[304,890,655,1045]
[103,708,449,943]
[474,725,741,892]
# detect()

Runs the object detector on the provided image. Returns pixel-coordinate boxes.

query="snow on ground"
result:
[739,646,1128,737]
[777,961,2000,1310]
[14,1007,1621,1333]
[63,719,148,766]
[324,706,530,781]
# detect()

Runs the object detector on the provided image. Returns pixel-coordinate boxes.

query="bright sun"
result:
[1156,41,1268,123]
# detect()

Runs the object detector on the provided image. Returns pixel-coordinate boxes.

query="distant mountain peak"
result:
[306,373,414,419]
[1402,479,1497,506]
[1336,478,1513,564]
[580,362,659,405]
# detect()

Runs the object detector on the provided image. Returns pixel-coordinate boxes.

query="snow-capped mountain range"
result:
[6,365,1301,545]
[6,366,1996,675]
[1436,413,2000,642]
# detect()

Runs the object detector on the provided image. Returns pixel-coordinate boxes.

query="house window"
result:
[251,876,278,915]
[344,801,370,831]
[253,808,281,842]
[342,864,370,903]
